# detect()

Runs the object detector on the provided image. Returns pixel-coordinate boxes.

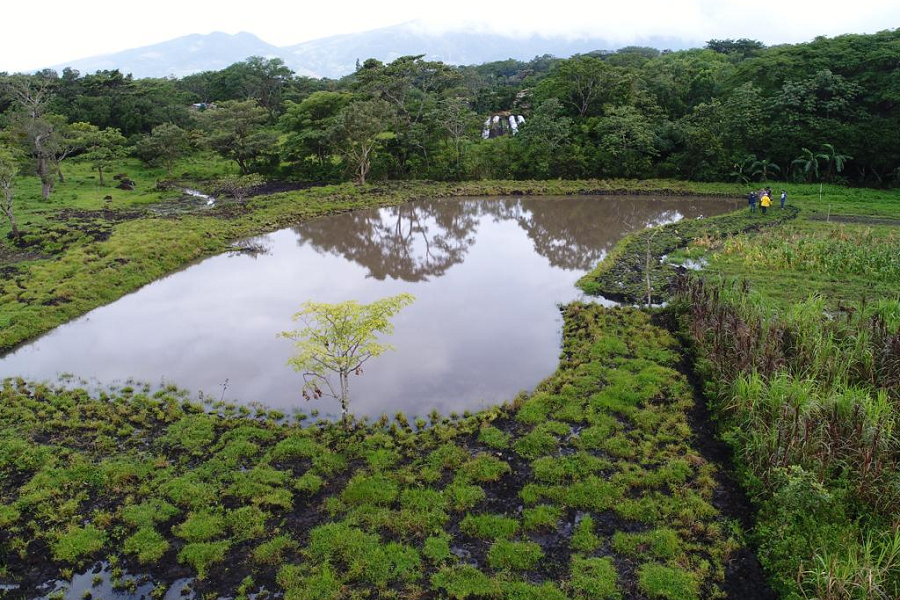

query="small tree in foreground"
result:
[280,293,415,424]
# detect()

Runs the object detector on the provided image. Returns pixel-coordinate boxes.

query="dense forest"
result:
[1,29,899,194]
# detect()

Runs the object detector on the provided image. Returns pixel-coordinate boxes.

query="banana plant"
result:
[730,154,756,184]
[751,158,781,182]
[820,143,852,181]
[792,147,827,182]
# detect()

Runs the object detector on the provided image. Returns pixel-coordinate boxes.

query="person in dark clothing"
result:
[748,191,757,212]
[780,190,787,209]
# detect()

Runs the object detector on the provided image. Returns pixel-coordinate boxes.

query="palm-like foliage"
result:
[751,158,781,182]
[730,154,756,184]
[820,143,852,181]
[792,147,828,182]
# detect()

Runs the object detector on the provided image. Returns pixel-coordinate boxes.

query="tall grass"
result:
[674,275,900,598]
[800,528,900,600]
[721,225,900,282]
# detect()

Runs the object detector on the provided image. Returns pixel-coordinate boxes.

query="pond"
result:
[0,195,739,419]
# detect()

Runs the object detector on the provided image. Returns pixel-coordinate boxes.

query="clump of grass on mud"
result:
[0,305,749,598]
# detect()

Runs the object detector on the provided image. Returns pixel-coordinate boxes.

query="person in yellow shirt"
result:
[760,193,772,214]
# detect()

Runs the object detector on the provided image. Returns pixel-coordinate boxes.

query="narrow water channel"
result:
[0,195,739,418]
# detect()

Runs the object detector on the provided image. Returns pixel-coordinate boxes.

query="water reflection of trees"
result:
[294,197,714,280]
[293,201,479,282]
[483,198,686,271]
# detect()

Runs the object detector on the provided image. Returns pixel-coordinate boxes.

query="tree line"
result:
[1,28,898,200]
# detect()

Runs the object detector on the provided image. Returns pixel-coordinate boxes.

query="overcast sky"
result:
[3,0,898,72]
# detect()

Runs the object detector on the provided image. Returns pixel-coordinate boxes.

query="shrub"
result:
[478,426,511,449]
[459,513,519,540]
[270,435,322,462]
[278,563,341,600]
[342,473,399,506]
[612,528,682,560]
[522,505,561,532]
[294,472,324,495]
[172,510,226,542]
[487,539,544,571]
[514,430,558,460]
[501,581,568,600]
[161,415,216,454]
[446,481,486,512]
[423,533,452,564]
[755,467,855,596]
[636,563,699,600]
[569,556,620,599]
[123,527,169,564]
[52,524,107,563]
[253,535,298,565]
[122,498,178,528]
[571,515,601,553]
[226,506,267,542]
[160,474,217,509]
[178,540,230,579]
[431,565,500,599]
[0,504,21,527]
[461,455,511,482]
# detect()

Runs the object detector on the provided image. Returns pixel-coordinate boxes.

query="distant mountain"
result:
[46,24,697,80]
[284,22,693,78]
[48,32,315,79]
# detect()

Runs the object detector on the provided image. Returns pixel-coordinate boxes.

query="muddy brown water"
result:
[0,195,740,420]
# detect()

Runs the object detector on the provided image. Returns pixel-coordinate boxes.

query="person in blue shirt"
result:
[780,190,787,209]
[748,191,757,212]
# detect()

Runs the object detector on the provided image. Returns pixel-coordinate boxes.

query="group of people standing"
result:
[748,187,787,214]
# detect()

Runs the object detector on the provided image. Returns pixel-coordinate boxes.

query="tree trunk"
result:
[37,157,52,200]
[98,166,105,187]
[339,370,351,427]
[2,191,17,238]
[4,209,18,238]
[56,161,65,183]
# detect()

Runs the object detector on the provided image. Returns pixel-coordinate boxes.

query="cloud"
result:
[2,0,898,72]
[411,0,899,44]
